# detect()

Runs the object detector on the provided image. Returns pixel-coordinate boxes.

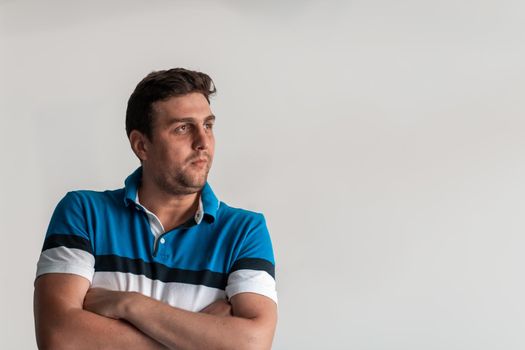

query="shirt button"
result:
[160,238,166,244]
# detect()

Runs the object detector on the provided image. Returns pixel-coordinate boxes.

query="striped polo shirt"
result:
[36,167,277,311]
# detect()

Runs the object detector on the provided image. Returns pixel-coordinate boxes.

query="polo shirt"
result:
[36,167,277,312]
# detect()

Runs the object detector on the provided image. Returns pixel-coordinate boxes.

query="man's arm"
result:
[34,274,168,350]
[84,288,278,350]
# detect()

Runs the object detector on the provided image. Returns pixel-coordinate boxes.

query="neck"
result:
[138,175,200,232]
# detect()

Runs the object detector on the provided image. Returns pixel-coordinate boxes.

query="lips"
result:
[188,153,210,164]
[188,156,209,167]
[191,159,207,165]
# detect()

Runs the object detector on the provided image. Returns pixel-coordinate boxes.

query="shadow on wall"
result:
[0,0,352,36]
[221,0,315,16]
[0,0,167,35]
[221,0,352,19]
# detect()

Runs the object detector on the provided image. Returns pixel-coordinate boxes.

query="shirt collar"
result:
[123,166,219,223]
[200,182,220,222]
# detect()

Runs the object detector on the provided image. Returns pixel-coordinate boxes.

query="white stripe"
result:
[36,247,95,282]
[92,271,226,312]
[36,248,277,309]
[225,269,278,304]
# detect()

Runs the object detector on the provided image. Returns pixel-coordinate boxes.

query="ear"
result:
[129,130,150,162]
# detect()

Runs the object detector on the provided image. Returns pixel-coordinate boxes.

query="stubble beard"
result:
[156,161,211,196]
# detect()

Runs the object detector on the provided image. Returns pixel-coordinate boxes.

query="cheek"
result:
[167,145,191,162]
[151,146,177,164]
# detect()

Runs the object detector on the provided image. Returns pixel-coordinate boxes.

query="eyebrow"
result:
[165,114,216,126]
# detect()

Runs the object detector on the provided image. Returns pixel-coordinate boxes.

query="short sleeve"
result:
[225,213,277,303]
[35,192,95,283]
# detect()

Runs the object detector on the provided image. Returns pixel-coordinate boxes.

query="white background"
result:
[1,0,525,349]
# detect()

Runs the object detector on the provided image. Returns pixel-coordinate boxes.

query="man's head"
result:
[126,68,217,195]
[126,68,216,140]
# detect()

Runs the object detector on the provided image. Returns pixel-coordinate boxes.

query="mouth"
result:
[189,158,209,167]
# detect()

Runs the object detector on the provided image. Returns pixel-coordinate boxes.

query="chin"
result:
[180,173,208,190]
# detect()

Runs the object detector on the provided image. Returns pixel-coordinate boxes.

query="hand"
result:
[83,287,133,320]
[200,299,233,317]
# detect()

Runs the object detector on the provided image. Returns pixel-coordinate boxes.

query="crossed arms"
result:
[34,273,277,350]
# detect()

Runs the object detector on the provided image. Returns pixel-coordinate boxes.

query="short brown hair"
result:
[125,68,216,139]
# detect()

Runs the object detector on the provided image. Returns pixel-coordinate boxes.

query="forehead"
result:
[152,92,212,124]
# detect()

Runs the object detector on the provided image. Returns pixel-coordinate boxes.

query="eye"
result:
[204,122,214,130]
[174,124,192,134]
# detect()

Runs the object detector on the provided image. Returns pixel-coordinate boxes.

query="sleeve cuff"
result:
[225,269,278,304]
[35,246,95,284]
[35,263,95,284]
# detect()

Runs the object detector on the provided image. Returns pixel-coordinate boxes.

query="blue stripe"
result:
[45,174,275,278]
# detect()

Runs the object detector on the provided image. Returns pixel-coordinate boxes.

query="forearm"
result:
[83,287,277,350]
[120,293,274,350]
[36,306,167,350]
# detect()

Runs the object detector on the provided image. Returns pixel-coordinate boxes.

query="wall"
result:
[1,0,525,349]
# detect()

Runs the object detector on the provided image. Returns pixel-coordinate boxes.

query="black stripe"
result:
[95,255,228,290]
[230,258,275,279]
[42,234,93,254]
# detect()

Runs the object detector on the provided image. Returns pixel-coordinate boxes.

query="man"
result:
[34,68,277,350]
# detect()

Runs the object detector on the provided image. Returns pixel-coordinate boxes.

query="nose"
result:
[192,125,209,151]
